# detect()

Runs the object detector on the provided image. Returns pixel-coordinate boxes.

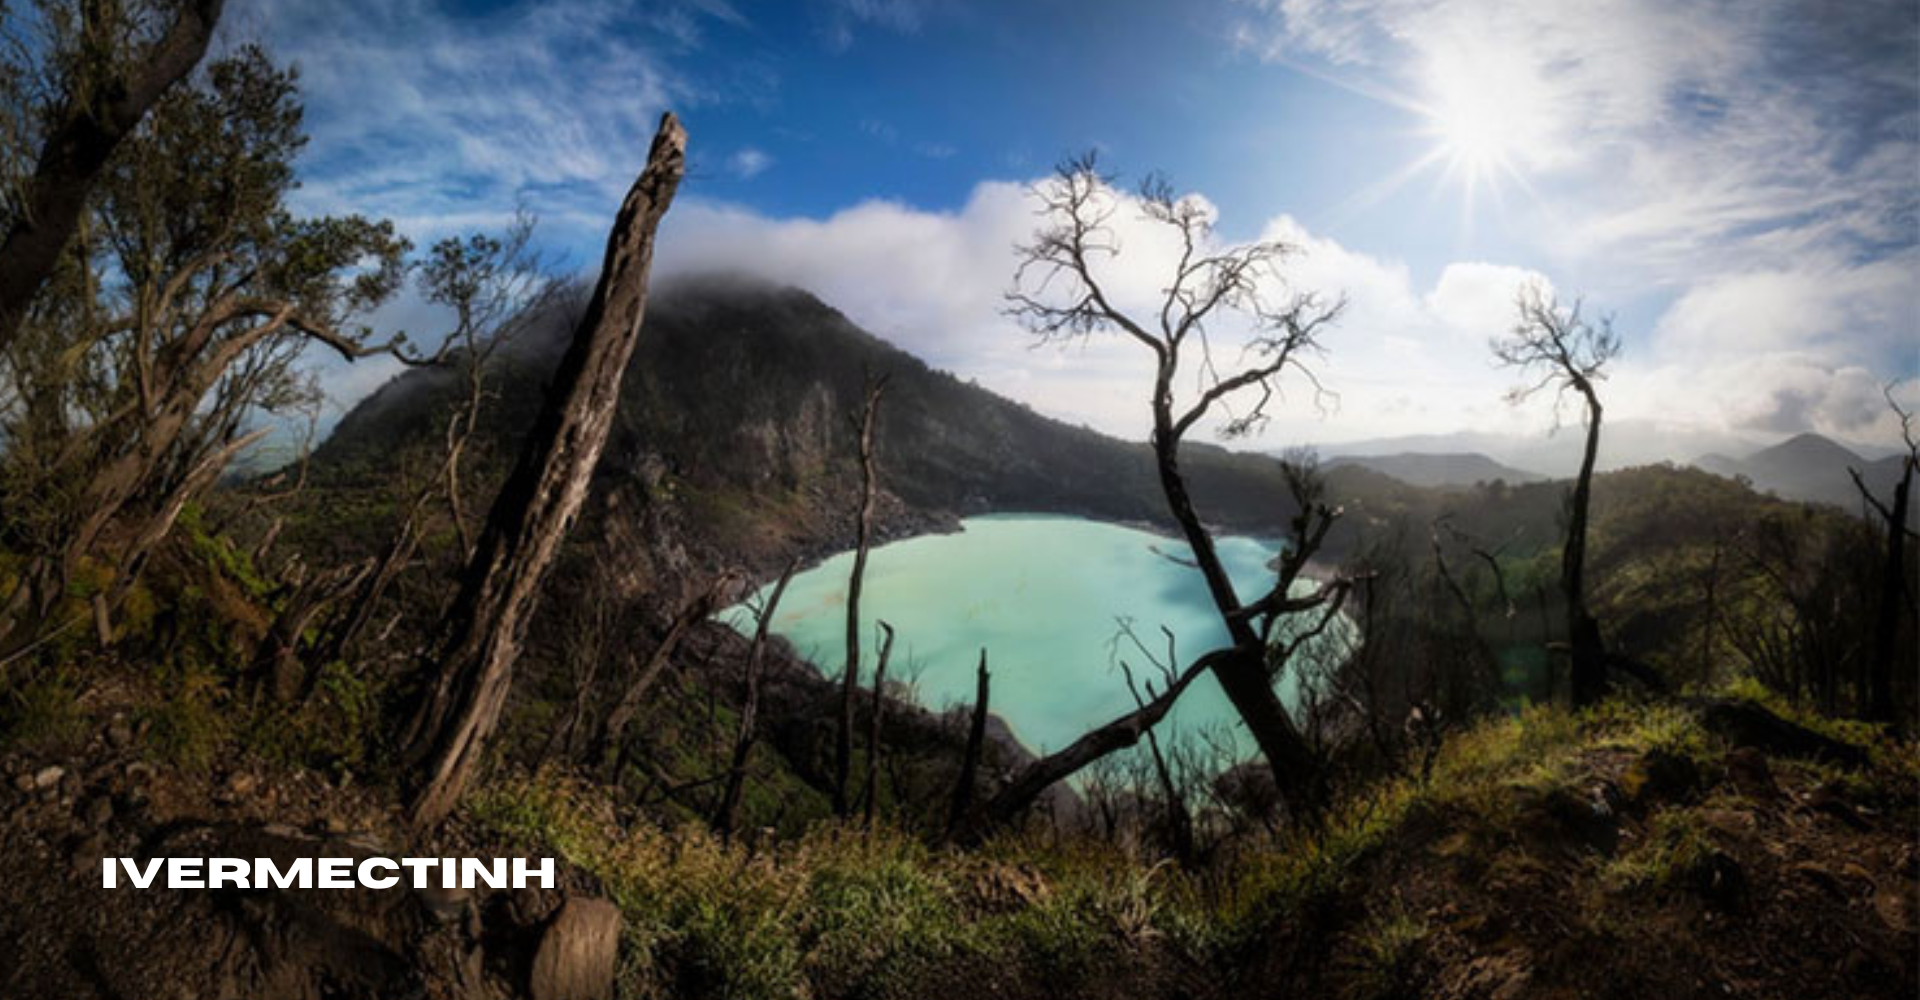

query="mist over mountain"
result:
[1324,452,1546,489]
[1311,422,1772,476]
[318,274,1372,548]
[1694,433,1908,511]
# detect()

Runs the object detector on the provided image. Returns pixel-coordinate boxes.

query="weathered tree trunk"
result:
[716,562,797,841]
[1149,375,1322,815]
[862,621,896,826]
[1855,457,1914,723]
[1566,384,1607,708]
[403,114,685,827]
[836,375,887,817]
[0,0,226,356]
[946,650,991,838]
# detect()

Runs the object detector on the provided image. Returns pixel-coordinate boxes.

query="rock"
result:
[417,885,471,924]
[1516,784,1620,855]
[226,772,258,798]
[1791,861,1849,899]
[1723,747,1776,798]
[529,897,622,1000]
[80,795,113,827]
[70,832,107,877]
[1621,748,1701,806]
[1806,782,1869,830]
[1689,849,1747,911]
[32,765,64,790]
[1695,698,1869,768]
[12,772,32,794]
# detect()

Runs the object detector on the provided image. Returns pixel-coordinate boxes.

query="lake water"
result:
[724,514,1343,760]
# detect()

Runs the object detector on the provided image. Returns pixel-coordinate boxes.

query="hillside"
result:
[317,276,1346,545]
[1326,451,1546,489]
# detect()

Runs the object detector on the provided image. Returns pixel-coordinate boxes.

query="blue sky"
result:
[236,0,1918,450]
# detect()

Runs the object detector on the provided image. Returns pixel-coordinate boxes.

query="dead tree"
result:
[973,645,1240,834]
[251,558,375,706]
[716,561,798,841]
[863,620,896,826]
[598,570,740,767]
[402,113,685,827]
[0,0,226,356]
[1850,385,1918,724]
[946,649,991,838]
[1492,282,1648,707]
[1117,623,1195,863]
[836,373,889,816]
[321,223,558,667]
[1006,154,1348,818]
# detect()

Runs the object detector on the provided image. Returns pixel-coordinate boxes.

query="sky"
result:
[231,0,1919,452]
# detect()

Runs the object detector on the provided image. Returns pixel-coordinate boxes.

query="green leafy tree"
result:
[0,44,408,646]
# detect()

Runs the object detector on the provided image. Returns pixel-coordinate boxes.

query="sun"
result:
[1413,46,1549,195]
[1428,79,1518,178]
[1315,42,1556,228]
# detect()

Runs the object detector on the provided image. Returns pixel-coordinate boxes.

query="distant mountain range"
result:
[1324,452,1546,489]
[1693,433,1907,511]
[1313,423,1902,480]
[1311,424,1908,510]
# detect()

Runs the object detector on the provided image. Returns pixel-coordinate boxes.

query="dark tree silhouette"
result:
[717,560,798,841]
[1006,153,1348,817]
[862,620,896,826]
[836,372,888,816]
[1849,385,1918,725]
[1493,283,1649,707]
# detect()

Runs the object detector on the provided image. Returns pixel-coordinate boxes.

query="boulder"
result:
[529,897,622,1000]
[1723,747,1777,799]
[1621,747,1701,806]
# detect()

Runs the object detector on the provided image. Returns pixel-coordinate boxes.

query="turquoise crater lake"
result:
[725,514,1341,759]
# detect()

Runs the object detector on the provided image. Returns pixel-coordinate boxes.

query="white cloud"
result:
[1650,256,1917,361]
[242,0,754,249]
[650,176,1581,445]
[727,147,773,179]
[1424,263,1552,339]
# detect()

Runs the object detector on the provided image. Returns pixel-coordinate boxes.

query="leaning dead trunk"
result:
[403,114,686,826]
[716,561,797,841]
[969,647,1231,837]
[836,374,888,817]
[597,571,738,767]
[946,650,991,838]
[1150,398,1324,815]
